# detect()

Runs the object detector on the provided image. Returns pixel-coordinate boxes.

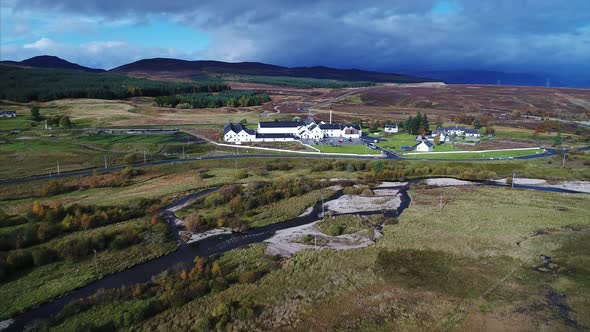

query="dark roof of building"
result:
[419,140,434,147]
[259,121,302,128]
[224,122,256,135]
[464,129,480,134]
[385,124,398,128]
[319,123,361,130]
[308,124,318,131]
[256,133,296,139]
[0,110,16,114]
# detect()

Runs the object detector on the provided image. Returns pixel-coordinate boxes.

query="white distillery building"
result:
[224,119,362,143]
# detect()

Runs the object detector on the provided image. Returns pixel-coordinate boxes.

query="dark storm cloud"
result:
[8,0,590,76]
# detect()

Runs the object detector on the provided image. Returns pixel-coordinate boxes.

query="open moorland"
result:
[2,80,589,180]
[1,156,589,331]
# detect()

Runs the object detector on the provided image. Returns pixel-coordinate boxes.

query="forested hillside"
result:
[233,75,375,89]
[154,90,271,108]
[0,65,230,102]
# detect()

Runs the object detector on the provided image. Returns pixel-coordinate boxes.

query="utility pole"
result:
[93,249,99,275]
[321,195,325,216]
[182,146,185,159]
[104,155,108,169]
[144,150,147,164]
[56,160,60,175]
[439,191,443,210]
[512,172,515,189]
[562,151,566,168]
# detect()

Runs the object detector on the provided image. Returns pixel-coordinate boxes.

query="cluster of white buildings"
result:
[428,126,481,142]
[0,110,16,118]
[412,126,482,152]
[224,118,362,143]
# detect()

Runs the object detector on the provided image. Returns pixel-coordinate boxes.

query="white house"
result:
[415,140,434,152]
[319,123,362,139]
[298,123,324,140]
[384,124,399,133]
[446,126,466,136]
[464,129,481,138]
[429,129,449,142]
[223,122,257,143]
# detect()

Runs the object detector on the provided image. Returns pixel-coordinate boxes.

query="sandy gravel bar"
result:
[495,178,590,193]
[264,221,377,257]
[425,178,476,186]
[324,193,401,214]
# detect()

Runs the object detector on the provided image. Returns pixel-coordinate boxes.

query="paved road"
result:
[376,145,590,162]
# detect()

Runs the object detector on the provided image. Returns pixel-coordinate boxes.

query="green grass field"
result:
[405,148,544,159]
[0,116,32,131]
[375,133,456,153]
[315,144,382,155]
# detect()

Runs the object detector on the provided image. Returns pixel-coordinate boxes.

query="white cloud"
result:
[23,37,56,49]
[2,0,590,77]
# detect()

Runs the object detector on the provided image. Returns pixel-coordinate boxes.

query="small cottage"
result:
[384,124,399,134]
[415,140,434,152]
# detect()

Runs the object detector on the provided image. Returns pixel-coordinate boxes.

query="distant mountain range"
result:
[2,55,587,88]
[110,58,431,83]
[0,55,105,73]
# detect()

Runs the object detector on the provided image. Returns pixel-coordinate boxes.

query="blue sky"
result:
[1,0,589,80]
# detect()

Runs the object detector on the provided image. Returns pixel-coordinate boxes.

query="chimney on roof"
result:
[329,107,332,124]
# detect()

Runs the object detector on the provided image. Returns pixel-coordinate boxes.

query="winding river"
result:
[4,180,585,331]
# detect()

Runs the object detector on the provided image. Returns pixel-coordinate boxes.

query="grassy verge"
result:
[315,145,382,155]
[404,148,544,159]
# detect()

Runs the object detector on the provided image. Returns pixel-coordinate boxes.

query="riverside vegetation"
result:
[1,157,589,330]
[29,185,590,331]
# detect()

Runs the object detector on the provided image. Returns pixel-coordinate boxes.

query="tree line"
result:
[235,75,376,89]
[154,90,271,109]
[0,65,230,102]
[403,113,430,135]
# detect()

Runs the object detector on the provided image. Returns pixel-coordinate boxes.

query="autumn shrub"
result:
[361,188,374,197]
[327,223,345,236]
[311,160,333,172]
[238,271,259,284]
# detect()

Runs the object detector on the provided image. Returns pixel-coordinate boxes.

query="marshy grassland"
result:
[1,156,589,330]
[118,186,588,331]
